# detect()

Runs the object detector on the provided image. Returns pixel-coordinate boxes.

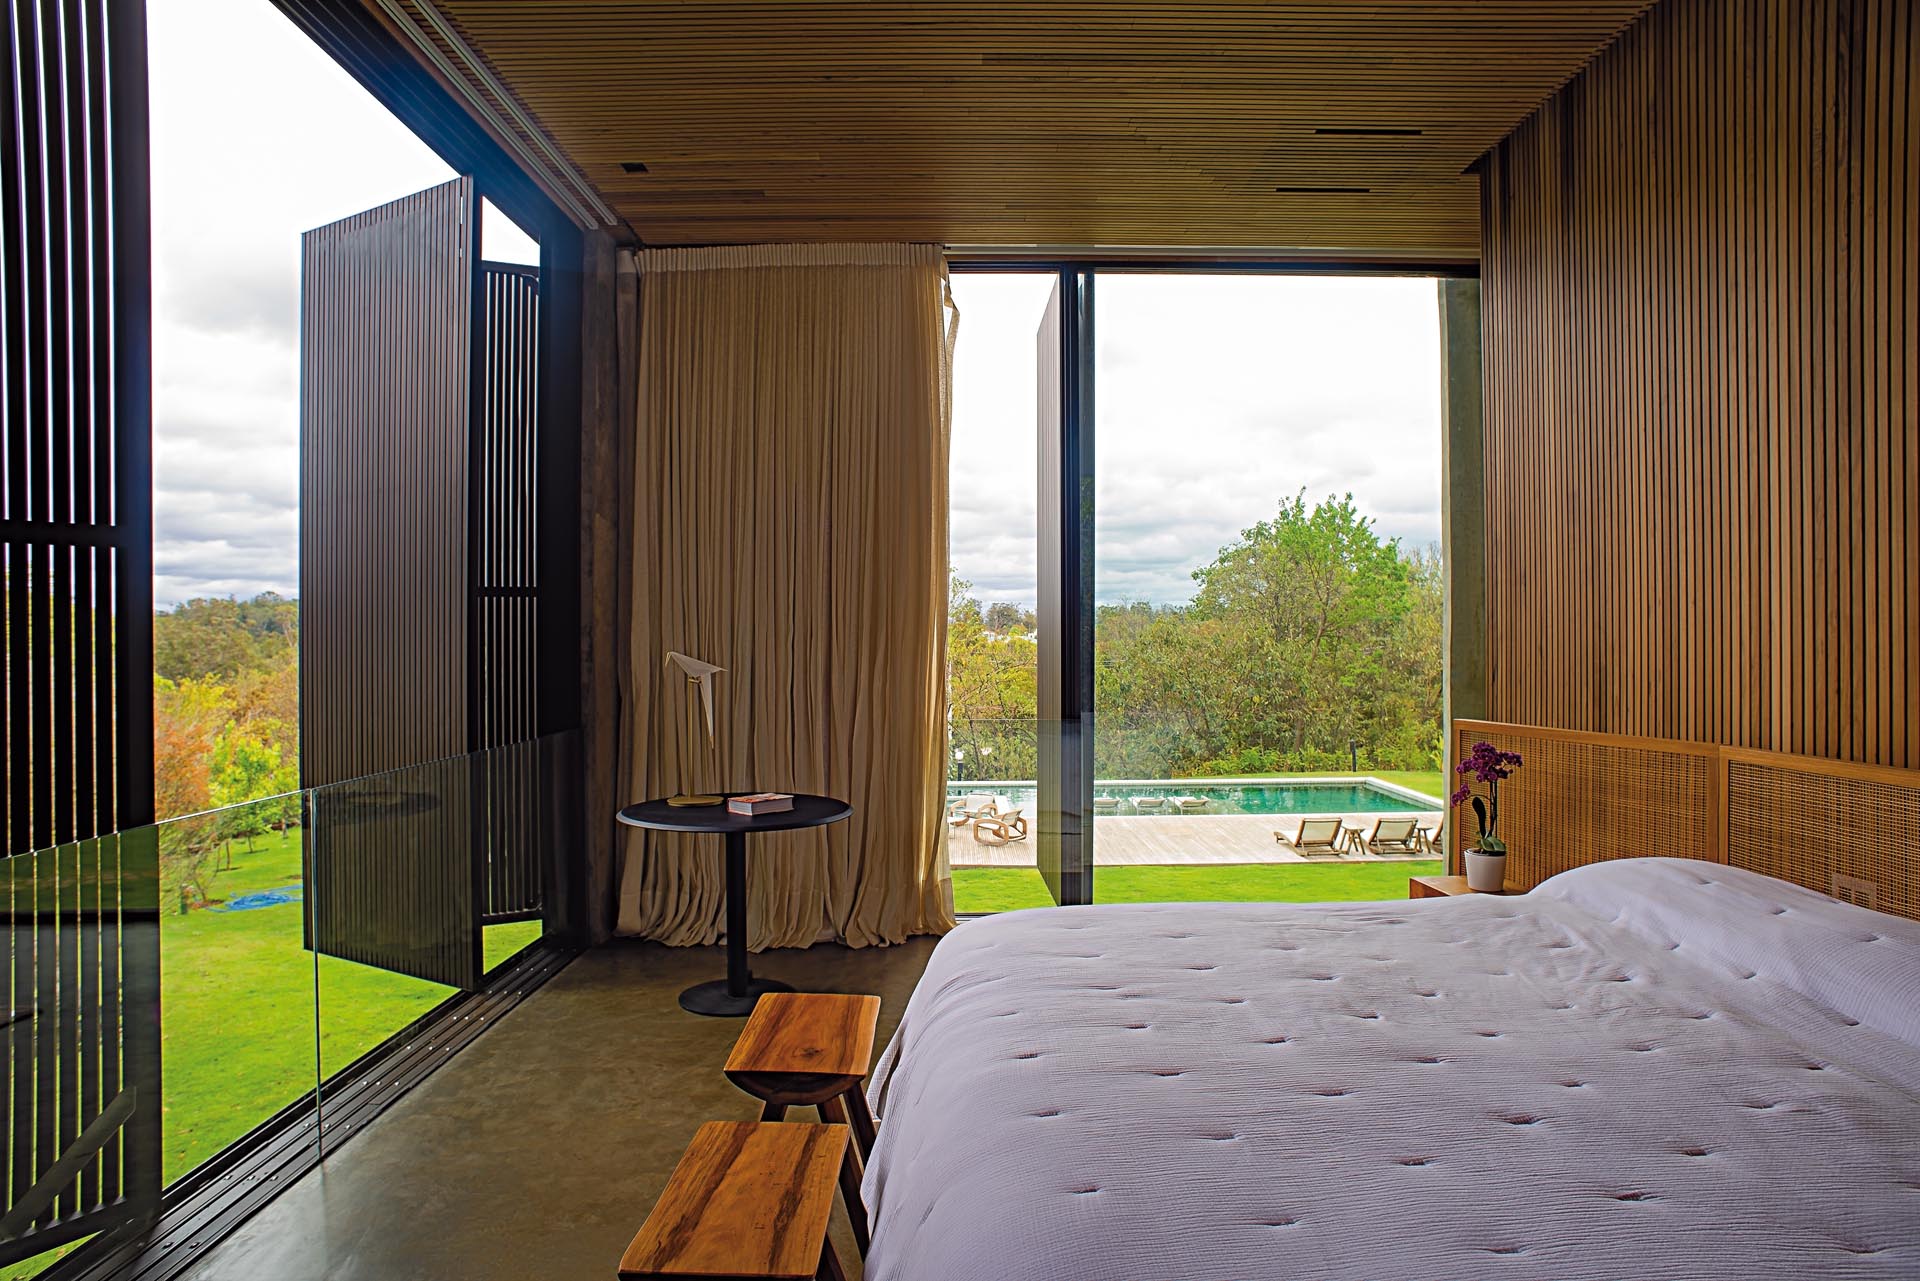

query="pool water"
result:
[946,780,1434,816]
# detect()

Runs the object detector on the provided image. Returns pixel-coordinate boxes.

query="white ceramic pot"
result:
[1465,850,1508,892]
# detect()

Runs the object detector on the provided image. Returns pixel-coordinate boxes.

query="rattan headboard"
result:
[1450,721,1920,922]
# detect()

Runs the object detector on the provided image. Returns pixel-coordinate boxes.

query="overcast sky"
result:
[149,0,532,607]
[952,273,1443,609]
[150,1,1439,612]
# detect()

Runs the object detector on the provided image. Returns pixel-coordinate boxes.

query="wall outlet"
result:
[1830,872,1878,911]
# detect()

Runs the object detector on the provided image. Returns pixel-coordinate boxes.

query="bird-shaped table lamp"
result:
[665,651,725,807]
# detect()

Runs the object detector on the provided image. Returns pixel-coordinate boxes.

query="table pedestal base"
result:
[679,976,794,1018]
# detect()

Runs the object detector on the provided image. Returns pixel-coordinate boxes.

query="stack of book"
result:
[727,792,794,816]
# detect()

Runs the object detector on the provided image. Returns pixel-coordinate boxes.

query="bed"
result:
[862,858,1920,1280]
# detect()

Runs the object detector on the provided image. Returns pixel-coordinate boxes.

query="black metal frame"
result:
[1033,270,1097,905]
[533,222,586,939]
[947,256,1477,906]
[0,0,162,1265]
[472,261,547,925]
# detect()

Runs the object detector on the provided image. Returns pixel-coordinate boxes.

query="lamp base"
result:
[666,793,725,808]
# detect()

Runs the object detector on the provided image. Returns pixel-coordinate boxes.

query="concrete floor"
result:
[181,937,940,1281]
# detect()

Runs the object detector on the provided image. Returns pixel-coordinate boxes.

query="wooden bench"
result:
[724,993,881,1253]
[619,1121,849,1281]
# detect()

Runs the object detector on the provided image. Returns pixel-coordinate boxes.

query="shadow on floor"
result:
[181,936,940,1281]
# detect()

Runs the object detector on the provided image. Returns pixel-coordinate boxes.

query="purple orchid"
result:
[1451,741,1523,853]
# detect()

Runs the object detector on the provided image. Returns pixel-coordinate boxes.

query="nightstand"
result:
[1409,874,1522,899]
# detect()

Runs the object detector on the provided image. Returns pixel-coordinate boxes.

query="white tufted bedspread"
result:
[863,859,1920,1280]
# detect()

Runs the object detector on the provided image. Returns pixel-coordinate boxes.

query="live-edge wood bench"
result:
[618,1120,849,1281]
[724,993,882,1254]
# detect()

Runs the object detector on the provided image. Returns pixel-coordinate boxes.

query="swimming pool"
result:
[945,777,1438,816]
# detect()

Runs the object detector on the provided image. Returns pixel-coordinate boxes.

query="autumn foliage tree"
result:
[154,676,229,820]
[152,593,302,908]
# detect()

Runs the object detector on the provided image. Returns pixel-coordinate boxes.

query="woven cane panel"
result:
[1452,723,1717,889]
[1726,758,1920,923]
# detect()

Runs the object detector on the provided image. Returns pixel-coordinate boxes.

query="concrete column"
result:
[1438,278,1486,873]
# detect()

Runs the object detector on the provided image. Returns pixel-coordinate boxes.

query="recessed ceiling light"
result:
[1313,127,1423,137]
[1274,186,1370,194]
[620,161,649,174]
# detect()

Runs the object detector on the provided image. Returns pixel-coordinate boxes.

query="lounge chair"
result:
[1170,795,1209,813]
[973,806,1029,846]
[1358,816,1424,856]
[1419,819,1444,855]
[1277,817,1348,857]
[1130,795,1167,813]
[1092,795,1119,813]
[946,794,996,827]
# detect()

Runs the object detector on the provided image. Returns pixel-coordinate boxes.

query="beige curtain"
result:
[616,243,958,949]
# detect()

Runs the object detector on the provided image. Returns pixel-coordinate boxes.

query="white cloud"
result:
[950,273,1444,609]
[150,5,1441,614]
[149,0,456,606]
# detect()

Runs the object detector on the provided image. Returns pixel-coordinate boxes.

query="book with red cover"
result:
[727,792,795,816]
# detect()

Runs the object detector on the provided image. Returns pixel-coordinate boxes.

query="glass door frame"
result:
[947,258,1477,906]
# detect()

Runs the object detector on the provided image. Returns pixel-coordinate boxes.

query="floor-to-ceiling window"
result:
[147,0,460,1190]
[1088,274,1444,903]
[946,268,1450,913]
[149,0,545,1209]
[4,3,573,1276]
[944,273,1052,915]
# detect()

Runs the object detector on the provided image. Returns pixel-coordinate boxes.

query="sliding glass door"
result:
[1088,275,1446,905]
[945,272,1053,914]
[947,267,1450,913]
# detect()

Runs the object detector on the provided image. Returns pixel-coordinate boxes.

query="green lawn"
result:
[159,829,539,1182]
[5,832,539,1280]
[1359,769,1444,801]
[949,769,1446,915]
[954,859,1441,913]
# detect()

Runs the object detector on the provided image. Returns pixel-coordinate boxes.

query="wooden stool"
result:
[619,1121,850,1281]
[725,993,882,1253]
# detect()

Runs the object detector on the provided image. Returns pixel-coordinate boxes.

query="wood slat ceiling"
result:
[408,1,1658,258]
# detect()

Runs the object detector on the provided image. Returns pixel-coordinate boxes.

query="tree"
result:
[946,499,1444,789]
[1189,491,1410,747]
[983,601,1028,633]
[151,593,303,909]
[209,727,284,856]
[155,592,298,682]
[1090,493,1441,777]
[947,574,1039,781]
[154,676,235,910]
[154,676,232,820]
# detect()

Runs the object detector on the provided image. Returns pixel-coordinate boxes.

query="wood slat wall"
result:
[1448,720,1721,892]
[1452,718,1920,922]
[1480,0,1919,770]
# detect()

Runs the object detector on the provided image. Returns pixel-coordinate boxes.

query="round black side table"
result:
[616,794,853,1016]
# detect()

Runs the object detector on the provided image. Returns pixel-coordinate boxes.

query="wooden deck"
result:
[947,810,1443,869]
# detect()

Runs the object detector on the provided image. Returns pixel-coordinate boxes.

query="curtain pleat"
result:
[616,243,958,949]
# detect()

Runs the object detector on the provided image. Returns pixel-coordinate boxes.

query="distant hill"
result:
[155,593,298,683]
